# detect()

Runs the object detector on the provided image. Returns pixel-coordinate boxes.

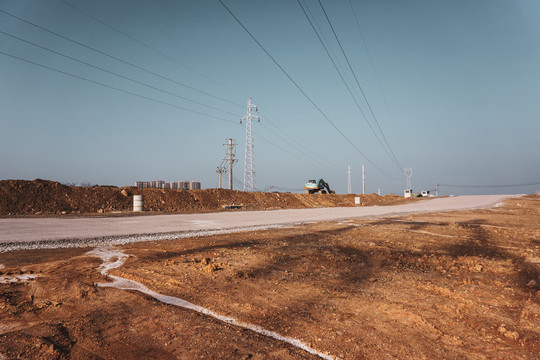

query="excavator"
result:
[304,179,335,194]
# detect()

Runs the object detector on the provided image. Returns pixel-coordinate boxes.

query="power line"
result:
[253,129,339,173]
[317,0,403,171]
[62,0,341,172]
[60,0,249,102]
[258,110,344,172]
[439,181,540,189]
[296,0,398,172]
[348,0,410,165]
[259,122,343,173]
[216,0,396,179]
[0,50,238,124]
[0,9,243,111]
[300,0,345,76]
[1,6,359,178]
[0,30,242,118]
[61,1,347,174]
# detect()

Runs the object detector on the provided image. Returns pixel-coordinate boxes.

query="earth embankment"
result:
[0,179,404,216]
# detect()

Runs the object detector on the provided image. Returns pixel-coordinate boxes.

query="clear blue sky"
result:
[1,0,539,195]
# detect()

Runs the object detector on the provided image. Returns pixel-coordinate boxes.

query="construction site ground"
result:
[0,195,538,359]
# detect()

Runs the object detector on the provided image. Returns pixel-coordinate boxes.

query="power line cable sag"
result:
[348,0,410,166]
[300,0,345,76]
[317,0,403,171]
[0,30,242,118]
[59,0,249,102]
[253,129,341,173]
[258,120,344,173]
[0,9,243,111]
[439,181,540,188]
[10,4,350,176]
[216,0,396,179]
[297,0,398,172]
[2,7,337,171]
[0,50,238,124]
[257,108,344,172]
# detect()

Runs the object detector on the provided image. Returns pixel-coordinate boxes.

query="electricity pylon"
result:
[241,98,260,192]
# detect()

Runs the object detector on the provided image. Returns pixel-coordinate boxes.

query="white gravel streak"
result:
[89,248,337,360]
[0,274,38,284]
[0,223,301,253]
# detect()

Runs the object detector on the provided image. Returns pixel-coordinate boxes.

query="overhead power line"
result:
[348,0,410,166]
[253,129,339,173]
[439,181,540,188]
[1,7,351,177]
[0,30,242,118]
[0,50,237,124]
[317,0,403,171]
[59,0,350,172]
[258,109,344,172]
[297,0,398,172]
[0,9,243,110]
[259,122,343,173]
[60,0,249,102]
[216,0,396,179]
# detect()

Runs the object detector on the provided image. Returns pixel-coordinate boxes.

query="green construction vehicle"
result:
[304,179,335,194]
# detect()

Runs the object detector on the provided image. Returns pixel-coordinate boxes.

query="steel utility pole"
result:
[241,98,260,192]
[216,166,226,189]
[347,165,352,194]
[362,164,366,194]
[223,139,237,190]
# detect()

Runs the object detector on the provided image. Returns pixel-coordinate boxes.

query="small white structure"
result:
[420,190,431,197]
[354,197,361,205]
[133,195,144,212]
[404,189,413,198]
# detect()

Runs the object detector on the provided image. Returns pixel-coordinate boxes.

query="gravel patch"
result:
[0,223,303,253]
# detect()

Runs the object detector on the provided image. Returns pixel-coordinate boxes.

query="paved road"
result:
[0,195,514,246]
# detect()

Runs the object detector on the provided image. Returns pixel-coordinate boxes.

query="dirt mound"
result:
[0,179,405,216]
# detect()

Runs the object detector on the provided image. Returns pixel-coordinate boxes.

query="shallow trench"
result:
[88,248,337,360]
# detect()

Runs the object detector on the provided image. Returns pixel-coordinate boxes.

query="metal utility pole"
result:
[362,164,366,194]
[347,165,352,194]
[216,166,226,188]
[223,139,237,190]
[241,98,260,192]
[436,183,439,197]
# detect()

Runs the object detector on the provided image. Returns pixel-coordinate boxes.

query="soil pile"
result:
[0,179,405,216]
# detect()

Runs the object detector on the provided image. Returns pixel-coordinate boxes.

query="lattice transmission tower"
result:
[241,98,260,192]
[404,167,413,189]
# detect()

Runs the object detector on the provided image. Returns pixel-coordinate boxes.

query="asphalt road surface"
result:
[0,195,515,249]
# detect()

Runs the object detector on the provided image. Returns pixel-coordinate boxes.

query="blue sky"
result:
[1,0,539,195]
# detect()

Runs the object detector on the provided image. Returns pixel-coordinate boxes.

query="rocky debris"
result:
[498,324,520,340]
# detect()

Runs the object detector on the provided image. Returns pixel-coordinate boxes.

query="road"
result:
[0,195,515,249]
